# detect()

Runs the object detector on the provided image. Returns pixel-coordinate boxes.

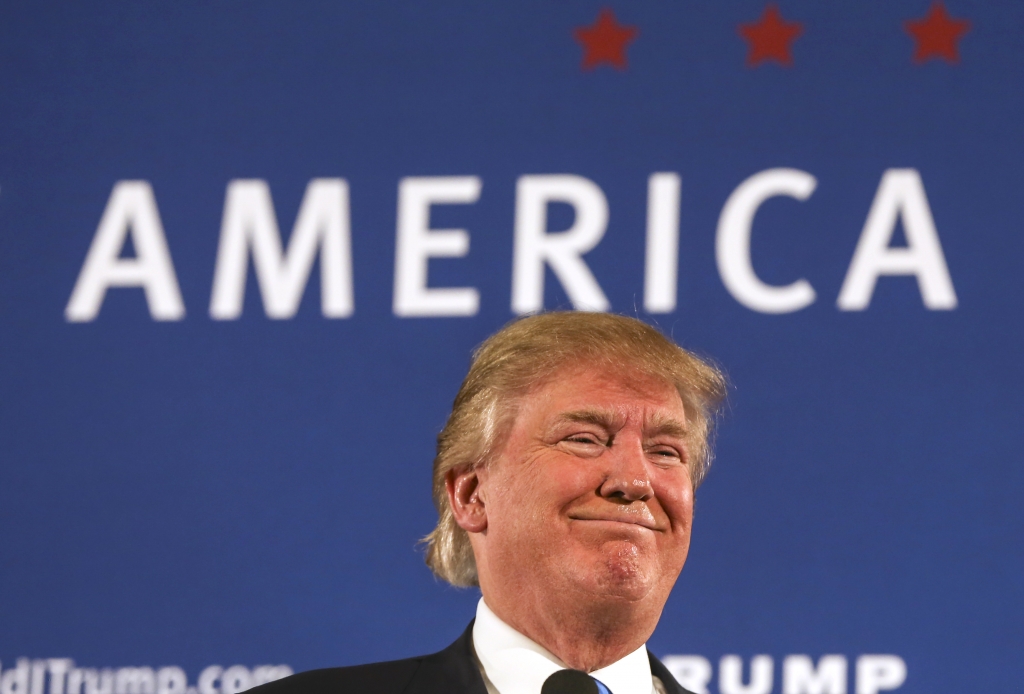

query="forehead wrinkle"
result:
[556,406,687,437]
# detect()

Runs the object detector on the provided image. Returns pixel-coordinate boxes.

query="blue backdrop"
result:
[1,2,1021,694]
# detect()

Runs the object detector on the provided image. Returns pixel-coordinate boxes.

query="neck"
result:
[480,584,661,672]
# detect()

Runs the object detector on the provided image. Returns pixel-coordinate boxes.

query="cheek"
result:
[500,454,600,520]
[657,474,695,528]
[542,454,606,503]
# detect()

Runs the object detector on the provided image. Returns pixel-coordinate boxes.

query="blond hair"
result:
[423,312,727,587]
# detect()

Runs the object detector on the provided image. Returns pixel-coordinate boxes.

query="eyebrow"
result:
[647,414,689,440]
[559,409,617,429]
[557,409,689,439]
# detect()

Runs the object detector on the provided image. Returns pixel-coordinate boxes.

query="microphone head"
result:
[541,669,599,694]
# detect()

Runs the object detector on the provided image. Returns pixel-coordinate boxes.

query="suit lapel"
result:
[648,651,695,694]
[404,622,488,694]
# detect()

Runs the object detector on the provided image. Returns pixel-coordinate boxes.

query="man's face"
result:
[471,363,695,608]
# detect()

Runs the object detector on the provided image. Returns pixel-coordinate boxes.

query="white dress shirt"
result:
[471,598,666,694]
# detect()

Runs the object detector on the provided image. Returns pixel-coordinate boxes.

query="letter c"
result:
[716,168,817,313]
[197,667,222,694]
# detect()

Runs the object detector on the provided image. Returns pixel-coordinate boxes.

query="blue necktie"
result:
[592,678,613,694]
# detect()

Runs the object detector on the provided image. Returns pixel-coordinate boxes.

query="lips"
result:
[567,512,661,531]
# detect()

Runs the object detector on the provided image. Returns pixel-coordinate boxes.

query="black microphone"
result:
[541,669,600,694]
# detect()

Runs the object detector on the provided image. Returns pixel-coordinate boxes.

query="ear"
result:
[446,465,488,534]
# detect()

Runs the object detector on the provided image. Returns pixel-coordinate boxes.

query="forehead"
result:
[517,363,686,425]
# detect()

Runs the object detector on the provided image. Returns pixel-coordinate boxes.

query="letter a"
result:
[837,169,957,310]
[65,181,185,322]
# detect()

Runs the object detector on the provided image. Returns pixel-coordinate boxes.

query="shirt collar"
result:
[472,597,654,694]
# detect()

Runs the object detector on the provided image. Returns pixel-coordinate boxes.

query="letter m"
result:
[784,655,847,694]
[115,668,156,694]
[209,179,353,319]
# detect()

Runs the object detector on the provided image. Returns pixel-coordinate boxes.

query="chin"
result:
[577,541,659,602]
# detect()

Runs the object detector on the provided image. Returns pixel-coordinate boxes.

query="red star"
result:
[738,4,803,67]
[905,2,970,64]
[573,8,638,71]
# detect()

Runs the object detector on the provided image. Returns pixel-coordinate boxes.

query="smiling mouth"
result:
[568,516,660,531]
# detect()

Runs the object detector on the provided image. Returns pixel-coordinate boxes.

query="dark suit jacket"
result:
[253,622,695,694]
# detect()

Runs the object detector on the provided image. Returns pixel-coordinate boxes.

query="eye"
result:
[565,434,602,445]
[557,430,608,456]
[648,445,684,463]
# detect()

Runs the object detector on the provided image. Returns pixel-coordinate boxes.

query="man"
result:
[259,312,726,694]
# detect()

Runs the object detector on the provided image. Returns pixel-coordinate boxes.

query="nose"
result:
[598,435,653,502]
